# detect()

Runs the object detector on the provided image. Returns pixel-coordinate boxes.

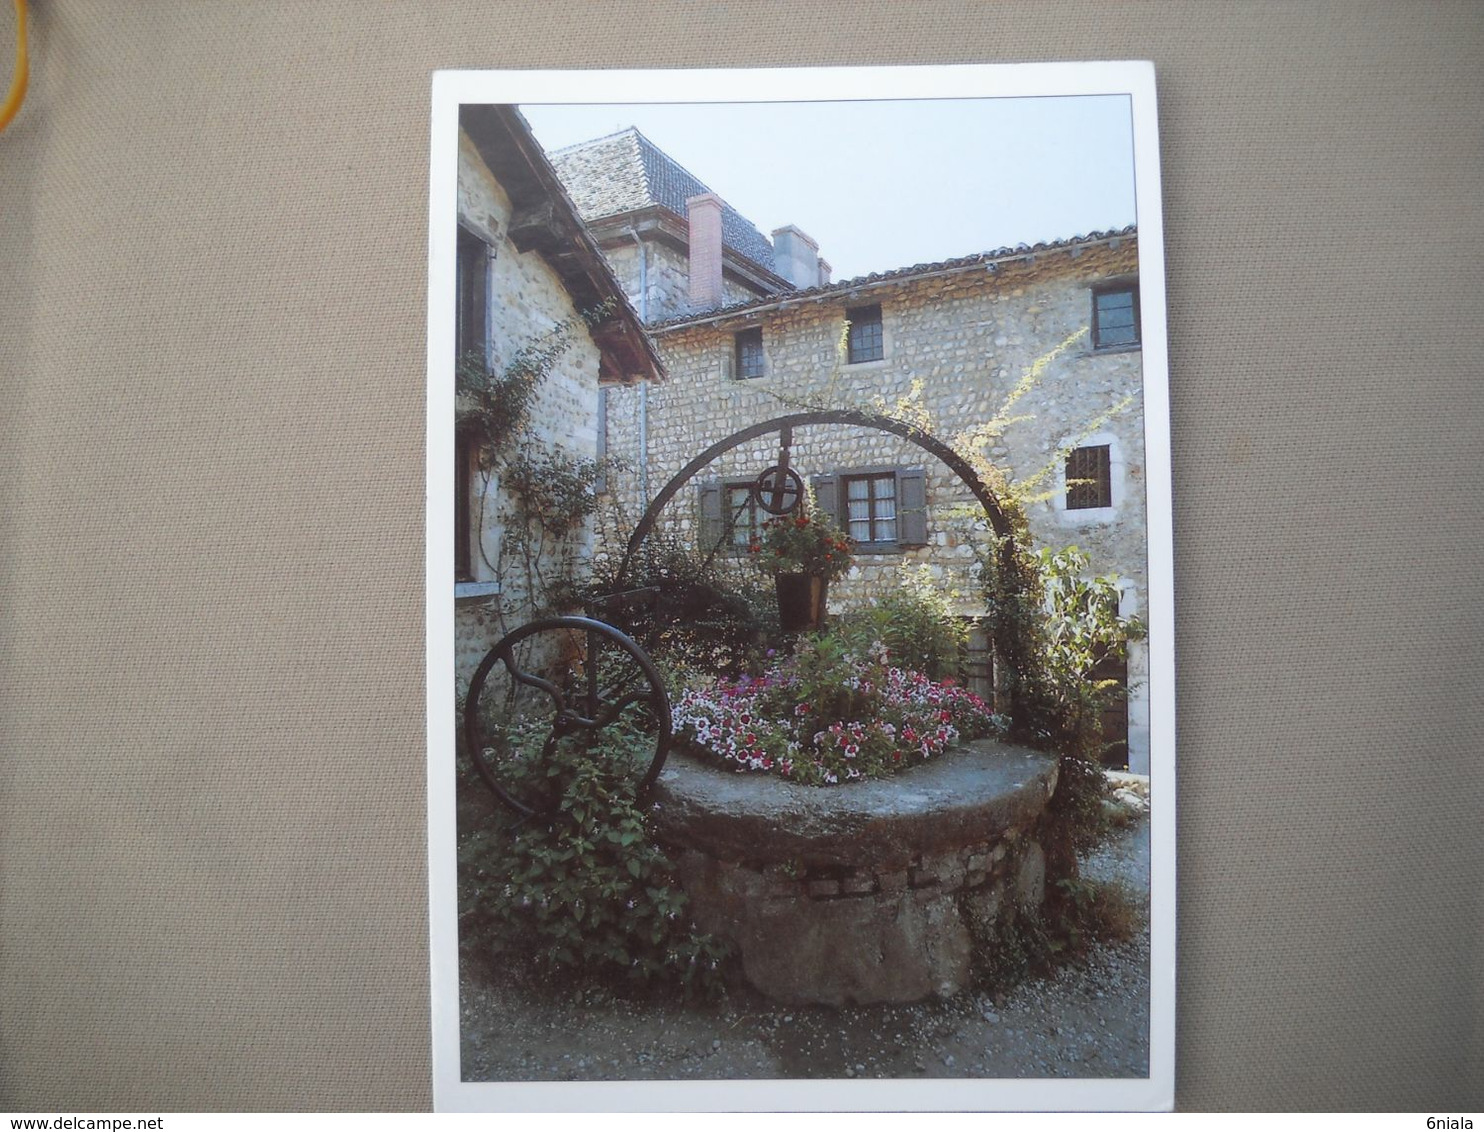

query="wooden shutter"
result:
[811,473,841,531]
[454,231,469,358]
[897,467,928,546]
[593,388,608,494]
[480,241,496,366]
[1088,646,1130,768]
[456,225,489,364]
[699,481,724,552]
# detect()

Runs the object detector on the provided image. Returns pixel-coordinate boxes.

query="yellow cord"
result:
[0,0,28,134]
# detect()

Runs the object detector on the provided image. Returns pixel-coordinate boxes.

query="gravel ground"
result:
[458,813,1150,1082]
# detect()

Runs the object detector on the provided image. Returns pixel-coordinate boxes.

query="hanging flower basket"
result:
[775,572,829,631]
[748,510,853,631]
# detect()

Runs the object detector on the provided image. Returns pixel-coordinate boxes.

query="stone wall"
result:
[602,237,772,322]
[454,132,603,686]
[652,739,1059,1006]
[674,827,1048,1006]
[599,238,1152,768]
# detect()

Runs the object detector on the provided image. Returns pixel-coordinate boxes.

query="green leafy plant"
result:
[1042,752,1115,855]
[1048,876,1140,956]
[1035,546,1144,756]
[459,722,730,997]
[967,876,1139,993]
[977,539,1145,909]
[979,542,1141,762]
[584,529,775,681]
[836,563,970,680]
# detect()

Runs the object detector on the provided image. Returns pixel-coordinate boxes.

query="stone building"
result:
[453,108,662,683]
[547,128,1150,772]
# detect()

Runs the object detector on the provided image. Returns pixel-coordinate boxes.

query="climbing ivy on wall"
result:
[456,302,616,640]
[456,301,613,458]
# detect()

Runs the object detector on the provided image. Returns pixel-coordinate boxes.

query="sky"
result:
[521,96,1136,282]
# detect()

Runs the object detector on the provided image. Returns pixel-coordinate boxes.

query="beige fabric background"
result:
[1,0,1479,1113]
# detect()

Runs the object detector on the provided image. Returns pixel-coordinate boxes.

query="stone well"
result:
[651,738,1059,1006]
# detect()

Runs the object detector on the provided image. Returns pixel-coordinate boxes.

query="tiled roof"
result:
[645,226,1139,330]
[547,128,778,273]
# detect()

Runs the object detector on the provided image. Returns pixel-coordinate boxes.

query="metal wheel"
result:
[753,465,804,515]
[462,616,672,816]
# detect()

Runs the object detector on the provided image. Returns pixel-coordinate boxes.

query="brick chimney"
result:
[771,225,826,289]
[686,193,725,310]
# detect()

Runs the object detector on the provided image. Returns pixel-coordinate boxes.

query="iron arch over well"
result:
[615,408,1021,589]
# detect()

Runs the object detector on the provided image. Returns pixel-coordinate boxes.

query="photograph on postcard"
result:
[428,64,1173,1111]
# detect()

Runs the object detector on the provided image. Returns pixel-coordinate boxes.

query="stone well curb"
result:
[648,739,1062,1005]
[651,738,1059,869]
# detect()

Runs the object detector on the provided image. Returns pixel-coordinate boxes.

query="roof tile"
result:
[644,226,1139,330]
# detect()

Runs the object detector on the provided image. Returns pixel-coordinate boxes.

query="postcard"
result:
[427,62,1174,1112]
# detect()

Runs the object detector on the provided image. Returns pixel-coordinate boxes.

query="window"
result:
[1056,432,1124,524]
[455,432,474,581]
[725,482,763,547]
[456,225,490,363]
[845,303,883,364]
[1091,283,1139,349]
[845,472,897,544]
[698,480,764,552]
[734,327,764,379]
[1065,444,1113,510]
[812,466,927,550]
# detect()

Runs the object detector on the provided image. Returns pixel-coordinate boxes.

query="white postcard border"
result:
[427,61,1174,1113]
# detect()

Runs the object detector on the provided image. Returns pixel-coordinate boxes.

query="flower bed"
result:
[673,639,1004,785]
